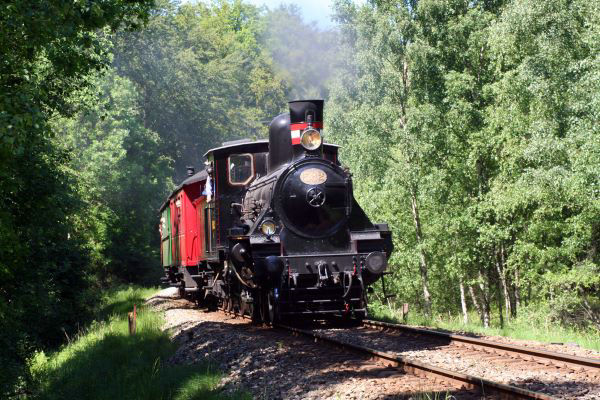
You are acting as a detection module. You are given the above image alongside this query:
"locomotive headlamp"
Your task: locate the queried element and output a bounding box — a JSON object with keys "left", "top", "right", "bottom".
{"left": 300, "top": 128, "right": 322, "bottom": 150}
{"left": 365, "top": 251, "right": 387, "bottom": 275}
{"left": 260, "top": 220, "right": 277, "bottom": 236}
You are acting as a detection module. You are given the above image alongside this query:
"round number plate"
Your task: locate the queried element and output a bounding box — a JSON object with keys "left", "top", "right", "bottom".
{"left": 300, "top": 168, "right": 327, "bottom": 185}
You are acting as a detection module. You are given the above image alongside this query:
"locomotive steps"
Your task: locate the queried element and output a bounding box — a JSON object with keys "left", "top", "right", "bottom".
{"left": 151, "top": 287, "right": 600, "bottom": 399}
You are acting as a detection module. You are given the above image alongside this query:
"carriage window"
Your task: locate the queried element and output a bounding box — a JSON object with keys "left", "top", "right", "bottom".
{"left": 228, "top": 154, "right": 254, "bottom": 185}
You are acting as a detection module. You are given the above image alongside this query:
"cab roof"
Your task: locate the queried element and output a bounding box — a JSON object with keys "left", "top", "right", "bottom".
{"left": 204, "top": 139, "right": 339, "bottom": 158}
{"left": 204, "top": 139, "right": 269, "bottom": 158}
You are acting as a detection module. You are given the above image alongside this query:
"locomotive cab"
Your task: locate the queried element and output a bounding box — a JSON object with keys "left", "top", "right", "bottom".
{"left": 202, "top": 139, "right": 269, "bottom": 255}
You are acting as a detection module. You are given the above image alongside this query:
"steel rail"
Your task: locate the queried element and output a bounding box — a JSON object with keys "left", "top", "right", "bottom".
{"left": 362, "top": 319, "right": 600, "bottom": 373}
{"left": 277, "top": 323, "right": 556, "bottom": 400}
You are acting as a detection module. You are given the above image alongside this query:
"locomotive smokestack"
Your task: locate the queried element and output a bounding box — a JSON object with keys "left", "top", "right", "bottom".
{"left": 289, "top": 100, "right": 323, "bottom": 143}
{"left": 289, "top": 99, "right": 324, "bottom": 159}
{"left": 186, "top": 166, "right": 195, "bottom": 177}
{"left": 267, "top": 99, "right": 325, "bottom": 173}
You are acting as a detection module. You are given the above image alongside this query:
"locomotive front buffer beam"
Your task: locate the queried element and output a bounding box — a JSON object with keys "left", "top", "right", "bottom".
{"left": 252, "top": 251, "right": 387, "bottom": 318}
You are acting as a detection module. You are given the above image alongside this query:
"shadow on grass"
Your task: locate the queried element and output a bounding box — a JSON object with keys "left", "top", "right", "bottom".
{"left": 31, "top": 286, "right": 248, "bottom": 400}
{"left": 32, "top": 323, "right": 246, "bottom": 400}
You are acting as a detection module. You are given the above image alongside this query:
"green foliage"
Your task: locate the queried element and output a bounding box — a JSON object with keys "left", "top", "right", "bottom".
{"left": 112, "top": 0, "right": 288, "bottom": 179}
{"left": 3, "top": 0, "right": 598, "bottom": 393}
{"left": 0, "top": 0, "right": 155, "bottom": 395}
{"left": 330, "top": 0, "right": 600, "bottom": 332}
{"left": 30, "top": 286, "right": 247, "bottom": 400}
{"left": 53, "top": 72, "right": 173, "bottom": 283}
{"left": 0, "top": 0, "right": 154, "bottom": 153}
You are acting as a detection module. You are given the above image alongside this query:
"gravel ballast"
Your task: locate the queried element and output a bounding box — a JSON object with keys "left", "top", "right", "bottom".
{"left": 147, "top": 288, "right": 599, "bottom": 399}
{"left": 147, "top": 288, "right": 480, "bottom": 399}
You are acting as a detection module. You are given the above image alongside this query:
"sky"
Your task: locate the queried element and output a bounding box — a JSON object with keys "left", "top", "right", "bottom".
{"left": 181, "top": 0, "right": 367, "bottom": 29}
{"left": 244, "top": 0, "right": 343, "bottom": 29}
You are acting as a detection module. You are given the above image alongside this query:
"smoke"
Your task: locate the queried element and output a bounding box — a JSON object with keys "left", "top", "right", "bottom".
{"left": 261, "top": 4, "right": 344, "bottom": 100}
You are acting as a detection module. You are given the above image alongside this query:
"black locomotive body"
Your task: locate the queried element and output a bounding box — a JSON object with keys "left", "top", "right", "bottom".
{"left": 161, "top": 100, "right": 393, "bottom": 323}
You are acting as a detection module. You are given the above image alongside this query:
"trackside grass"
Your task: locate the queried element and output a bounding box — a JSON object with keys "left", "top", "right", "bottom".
{"left": 369, "top": 302, "right": 600, "bottom": 352}
{"left": 29, "top": 286, "right": 249, "bottom": 400}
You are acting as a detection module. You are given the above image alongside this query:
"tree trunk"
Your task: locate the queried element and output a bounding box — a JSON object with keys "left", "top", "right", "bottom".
{"left": 468, "top": 285, "right": 483, "bottom": 323}
{"left": 502, "top": 244, "right": 515, "bottom": 317}
{"left": 410, "top": 188, "right": 432, "bottom": 316}
{"left": 497, "top": 286, "right": 504, "bottom": 329}
{"left": 514, "top": 267, "right": 520, "bottom": 316}
{"left": 478, "top": 268, "right": 490, "bottom": 328}
{"left": 495, "top": 244, "right": 511, "bottom": 319}
{"left": 474, "top": 154, "right": 490, "bottom": 328}
{"left": 459, "top": 278, "right": 468, "bottom": 324}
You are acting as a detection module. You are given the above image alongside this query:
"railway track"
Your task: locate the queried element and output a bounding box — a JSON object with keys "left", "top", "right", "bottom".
{"left": 193, "top": 308, "right": 463, "bottom": 398}
{"left": 277, "top": 323, "right": 557, "bottom": 400}
{"left": 162, "top": 291, "right": 599, "bottom": 399}
{"left": 216, "top": 307, "right": 599, "bottom": 398}
{"left": 362, "top": 319, "right": 600, "bottom": 378}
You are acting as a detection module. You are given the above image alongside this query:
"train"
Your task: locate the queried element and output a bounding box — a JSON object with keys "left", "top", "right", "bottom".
{"left": 159, "top": 100, "right": 393, "bottom": 323}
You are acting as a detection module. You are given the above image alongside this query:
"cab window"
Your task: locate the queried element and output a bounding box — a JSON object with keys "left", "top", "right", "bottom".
{"left": 228, "top": 154, "right": 254, "bottom": 185}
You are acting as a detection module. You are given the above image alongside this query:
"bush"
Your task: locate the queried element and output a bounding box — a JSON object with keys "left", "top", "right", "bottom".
{"left": 30, "top": 287, "right": 248, "bottom": 400}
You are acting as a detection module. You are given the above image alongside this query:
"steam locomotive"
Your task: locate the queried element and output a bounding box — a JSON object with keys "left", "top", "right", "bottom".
{"left": 159, "top": 100, "right": 393, "bottom": 323}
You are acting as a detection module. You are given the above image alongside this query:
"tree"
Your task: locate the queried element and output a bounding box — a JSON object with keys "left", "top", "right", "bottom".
{"left": 329, "top": 0, "right": 599, "bottom": 331}
{"left": 483, "top": 0, "right": 600, "bottom": 327}
{"left": 112, "top": 0, "right": 288, "bottom": 180}
{"left": 329, "top": 0, "right": 502, "bottom": 319}
{"left": 53, "top": 72, "right": 173, "bottom": 283}
{"left": 0, "top": 0, "right": 153, "bottom": 394}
